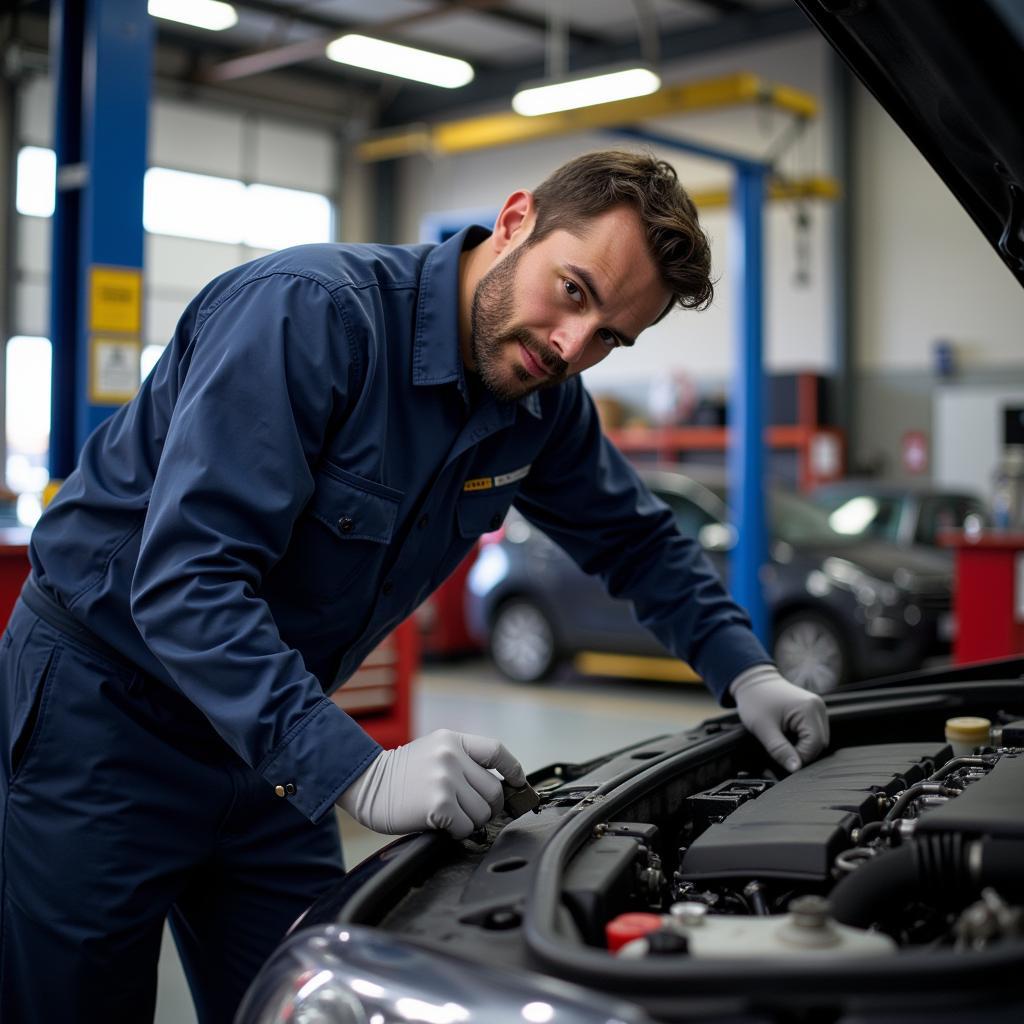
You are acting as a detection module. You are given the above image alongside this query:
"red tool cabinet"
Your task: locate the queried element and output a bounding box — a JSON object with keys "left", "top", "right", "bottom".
{"left": 941, "top": 530, "right": 1024, "bottom": 663}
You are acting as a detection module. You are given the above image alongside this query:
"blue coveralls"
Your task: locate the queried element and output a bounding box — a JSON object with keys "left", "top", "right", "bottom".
{"left": 0, "top": 226, "right": 768, "bottom": 1021}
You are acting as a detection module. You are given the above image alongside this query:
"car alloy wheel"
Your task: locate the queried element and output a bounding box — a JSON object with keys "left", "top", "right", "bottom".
{"left": 489, "top": 598, "right": 558, "bottom": 683}
{"left": 773, "top": 612, "right": 847, "bottom": 694}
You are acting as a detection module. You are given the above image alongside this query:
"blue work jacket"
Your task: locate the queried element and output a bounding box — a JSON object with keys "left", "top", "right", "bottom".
{"left": 29, "top": 226, "right": 769, "bottom": 823}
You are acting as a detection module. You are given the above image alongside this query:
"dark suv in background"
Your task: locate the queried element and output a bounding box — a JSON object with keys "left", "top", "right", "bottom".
{"left": 465, "top": 467, "right": 953, "bottom": 693}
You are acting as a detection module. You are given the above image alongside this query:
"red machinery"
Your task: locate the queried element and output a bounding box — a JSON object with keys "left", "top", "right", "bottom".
{"left": 942, "top": 530, "right": 1024, "bottom": 663}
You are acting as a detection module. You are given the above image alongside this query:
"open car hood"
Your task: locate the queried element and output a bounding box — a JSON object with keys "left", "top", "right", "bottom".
{"left": 795, "top": 0, "right": 1024, "bottom": 287}
{"left": 238, "top": 660, "right": 1024, "bottom": 1024}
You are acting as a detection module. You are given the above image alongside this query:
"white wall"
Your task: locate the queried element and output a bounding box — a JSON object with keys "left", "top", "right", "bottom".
{"left": 395, "top": 32, "right": 840, "bottom": 399}
{"left": 852, "top": 82, "right": 1024, "bottom": 373}
{"left": 935, "top": 387, "right": 1024, "bottom": 497}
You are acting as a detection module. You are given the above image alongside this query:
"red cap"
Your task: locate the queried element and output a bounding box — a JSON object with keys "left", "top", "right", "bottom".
{"left": 605, "top": 912, "right": 664, "bottom": 952}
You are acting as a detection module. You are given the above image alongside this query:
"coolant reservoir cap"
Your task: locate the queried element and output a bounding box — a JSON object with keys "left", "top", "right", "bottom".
{"left": 606, "top": 912, "right": 664, "bottom": 953}
{"left": 945, "top": 716, "right": 991, "bottom": 743}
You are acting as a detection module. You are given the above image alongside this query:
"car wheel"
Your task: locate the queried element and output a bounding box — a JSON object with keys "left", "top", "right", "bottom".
{"left": 489, "top": 598, "right": 559, "bottom": 683}
{"left": 772, "top": 612, "right": 848, "bottom": 695}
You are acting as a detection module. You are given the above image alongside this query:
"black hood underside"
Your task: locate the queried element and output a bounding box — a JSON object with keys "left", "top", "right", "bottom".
{"left": 795, "top": 0, "right": 1024, "bottom": 287}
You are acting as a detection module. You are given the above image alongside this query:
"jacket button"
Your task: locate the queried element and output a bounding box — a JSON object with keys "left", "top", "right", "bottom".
{"left": 285, "top": 783, "right": 297, "bottom": 795}
{"left": 274, "top": 785, "right": 286, "bottom": 797}
{"left": 489, "top": 513, "right": 503, "bottom": 530}
{"left": 338, "top": 516, "right": 354, "bottom": 533}
{"left": 382, "top": 580, "right": 394, "bottom": 596}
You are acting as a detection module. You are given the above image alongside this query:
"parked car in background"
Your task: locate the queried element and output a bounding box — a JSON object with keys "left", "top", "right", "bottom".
{"left": 465, "top": 467, "right": 953, "bottom": 693}
{"left": 809, "top": 480, "right": 988, "bottom": 548}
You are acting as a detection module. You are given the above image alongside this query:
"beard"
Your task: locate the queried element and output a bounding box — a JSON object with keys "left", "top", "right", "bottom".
{"left": 469, "top": 244, "right": 568, "bottom": 402}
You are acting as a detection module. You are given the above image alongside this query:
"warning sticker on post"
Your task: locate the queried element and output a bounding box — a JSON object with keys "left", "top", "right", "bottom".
{"left": 90, "top": 336, "right": 141, "bottom": 405}
{"left": 89, "top": 266, "right": 142, "bottom": 334}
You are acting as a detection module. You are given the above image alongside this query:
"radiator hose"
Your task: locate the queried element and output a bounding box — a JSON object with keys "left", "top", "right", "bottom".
{"left": 829, "top": 836, "right": 1024, "bottom": 929}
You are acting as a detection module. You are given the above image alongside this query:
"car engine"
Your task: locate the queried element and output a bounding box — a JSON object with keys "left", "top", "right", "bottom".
{"left": 570, "top": 729, "right": 1024, "bottom": 960}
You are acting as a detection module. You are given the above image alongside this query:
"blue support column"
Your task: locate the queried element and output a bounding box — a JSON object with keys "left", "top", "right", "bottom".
{"left": 613, "top": 127, "right": 771, "bottom": 644}
{"left": 48, "top": 0, "right": 152, "bottom": 476}
{"left": 728, "top": 162, "right": 769, "bottom": 642}
{"left": 47, "top": 0, "right": 85, "bottom": 479}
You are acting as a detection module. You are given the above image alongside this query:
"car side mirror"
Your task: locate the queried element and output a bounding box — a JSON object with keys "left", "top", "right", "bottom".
{"left": 698, "top": 522, "right": 736, "bottom": 551}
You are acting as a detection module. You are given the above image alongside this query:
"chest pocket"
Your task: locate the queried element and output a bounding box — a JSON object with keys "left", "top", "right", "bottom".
{"left": 456, "top": 487, "right": 516, "bottom": 540}
{"left": 289, "top": 466, "right": 402, "bottom": 600}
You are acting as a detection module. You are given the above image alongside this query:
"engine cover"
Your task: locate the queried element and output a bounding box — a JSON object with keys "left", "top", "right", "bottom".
{"left": 680, "top": 743, "right": 951, "bottom": 882}
{"left": 916, "top": 751, "right": 1024, "bottom": 838}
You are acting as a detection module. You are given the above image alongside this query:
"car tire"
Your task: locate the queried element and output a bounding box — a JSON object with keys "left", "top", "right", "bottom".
{"left": 489, "top": 598, "right": 559, "bottom": 683}
{"left": 772, "top": 611, "right": 848, "bottom": 695}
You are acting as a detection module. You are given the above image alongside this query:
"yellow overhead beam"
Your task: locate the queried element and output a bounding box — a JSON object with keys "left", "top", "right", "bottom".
{"left": 357, "top": 72, "right": 819, "bottom": 162}
{"left": 691, "top": 176, "right": 841, "bottom": 209}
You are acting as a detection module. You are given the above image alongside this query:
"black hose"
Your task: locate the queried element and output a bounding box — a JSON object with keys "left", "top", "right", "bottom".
{"left": 830, "top": 844, "right": 918, "bottom": 928}
{"left": 830, "top": 836, "right": 1024, "bottom": 929}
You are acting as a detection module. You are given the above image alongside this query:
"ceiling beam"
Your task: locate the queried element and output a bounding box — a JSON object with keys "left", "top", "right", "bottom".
{"left": 201, "top": 1, "right": 507, "bottom": 84}
{"left": 202, "top": 0, "right": 605, "bottom": 86}
{"left": 377, "top": 4, "right": 811, "bottom": 124}
{"left": 359, "top": 72, "right": 818, "bottom": 160}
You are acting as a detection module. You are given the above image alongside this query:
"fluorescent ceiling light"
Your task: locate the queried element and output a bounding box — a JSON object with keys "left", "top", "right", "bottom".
{"left": 512, "top": 65, "right": 661, "bottom": 117}
{"left": 148, "top": 0, "right": 238, "bottom": 32}
{"left": 326, "top": 34, "right": 473, "bottom": 89}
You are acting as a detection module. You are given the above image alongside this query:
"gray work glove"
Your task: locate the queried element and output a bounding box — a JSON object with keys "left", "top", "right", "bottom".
{"left": 729, "top": 664, "right": 829, "bottom": 773}
{"left": 337, "top": 729, "right": 527, "bottom": 839}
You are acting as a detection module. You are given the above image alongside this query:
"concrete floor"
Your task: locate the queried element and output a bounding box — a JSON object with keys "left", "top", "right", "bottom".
{"left": 154, "top": 658, "right": 719, "bottom": 1023}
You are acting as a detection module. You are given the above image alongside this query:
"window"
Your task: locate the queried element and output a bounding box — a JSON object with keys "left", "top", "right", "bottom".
{"left": 244, "top": 183, "right": 333, "bottom": 250}
{"left": 18, "top": 149, "right": 334, "bottom": 249}
{"left": 144, "top": 167, "right": 248, "bottom": 244}
{"left": 5, "top": 336, "right": 52, "bottom": 523}
{"left": 145, "top": 168, "right": 332, "bottom": 247}
{"left": 16, "top": 146, "right": 56, "bottom": 217}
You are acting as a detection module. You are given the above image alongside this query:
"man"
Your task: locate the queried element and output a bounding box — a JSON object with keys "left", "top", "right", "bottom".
{"left": 0, "top": 150, "right": 827, "bottom": 1021}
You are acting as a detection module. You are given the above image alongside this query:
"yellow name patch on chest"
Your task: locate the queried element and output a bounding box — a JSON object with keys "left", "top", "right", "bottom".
{"left": 463, "top": 464, "right": 531, "bottom": 492}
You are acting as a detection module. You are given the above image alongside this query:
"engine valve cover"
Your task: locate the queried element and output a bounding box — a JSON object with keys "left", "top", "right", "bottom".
{"left": 680, "top": 744, "right": 951, "bottom": 882}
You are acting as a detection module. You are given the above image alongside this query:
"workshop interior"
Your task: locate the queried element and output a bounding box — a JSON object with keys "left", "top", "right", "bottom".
{"left": 1, "top": 2, "right": 1023, "bottom": 1023}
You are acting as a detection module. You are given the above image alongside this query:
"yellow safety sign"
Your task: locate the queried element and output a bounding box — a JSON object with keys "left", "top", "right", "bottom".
{"left": 89, "top": 265, "right": 142, "bottom": 334}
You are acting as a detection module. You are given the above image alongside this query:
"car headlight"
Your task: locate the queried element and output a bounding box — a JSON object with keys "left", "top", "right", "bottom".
{"left": 466, "top": 544, "right": 510, "bottom": 596}
{"left": 236, "top": 925, "right": 653, "bottom": 1024}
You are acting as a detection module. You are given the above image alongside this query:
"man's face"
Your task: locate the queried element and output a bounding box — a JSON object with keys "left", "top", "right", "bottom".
{"left": 469, "top": 205, "right": 672, "bottom": 402}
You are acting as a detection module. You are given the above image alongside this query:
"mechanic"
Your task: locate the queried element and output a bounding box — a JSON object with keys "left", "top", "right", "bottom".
{"left": 0, "top": 150, "right": 828, "bottom": 1022}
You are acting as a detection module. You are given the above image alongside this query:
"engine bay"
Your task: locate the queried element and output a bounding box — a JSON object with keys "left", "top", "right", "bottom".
{"left": 571, "top": 738, "right": 1024, "bottom": 960}
{"left": 327, "top": 677, "right": 1024, "bottom": 1017}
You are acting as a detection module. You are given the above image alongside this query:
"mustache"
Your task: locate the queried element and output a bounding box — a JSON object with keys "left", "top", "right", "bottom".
{"left": 506, "top": 327, "right": 568, "bottom": 377}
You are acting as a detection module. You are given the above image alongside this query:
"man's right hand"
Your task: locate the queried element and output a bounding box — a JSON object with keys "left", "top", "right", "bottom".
{"left": 337, "top": 729, "right": 527, "bottom": 839}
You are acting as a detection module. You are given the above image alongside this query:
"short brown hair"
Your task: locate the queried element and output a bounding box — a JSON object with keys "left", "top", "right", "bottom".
{"left": 529, "top": 149, "right": 714, "bottom": 314}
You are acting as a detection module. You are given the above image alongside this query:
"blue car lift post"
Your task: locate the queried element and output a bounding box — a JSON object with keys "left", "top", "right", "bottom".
{"left": 615, "top": 127, "right": 770, "bottom": 643}
{"left": 48, "top": 0, "right": 153, "bottom": 477}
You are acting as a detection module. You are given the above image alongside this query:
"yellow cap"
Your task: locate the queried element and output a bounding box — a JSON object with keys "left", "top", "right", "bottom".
{"left": 945, "top": 716, "right": 991, "bottom": 744}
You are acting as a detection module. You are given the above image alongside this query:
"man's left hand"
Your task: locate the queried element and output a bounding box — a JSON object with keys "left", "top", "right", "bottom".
{"left": 729, "top": 664, "right": 829, "bottom": 773}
